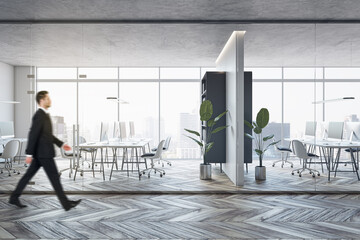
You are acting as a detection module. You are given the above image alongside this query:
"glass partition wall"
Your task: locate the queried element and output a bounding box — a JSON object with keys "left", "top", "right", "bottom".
{"left": 246, "top": 24, "right": 360, "bottom": 192}
{"left": 37, "top": 67, "right": 203, "bottom": 159}
{"left": 34, "top": 23, "right": 360, "bottom": 192}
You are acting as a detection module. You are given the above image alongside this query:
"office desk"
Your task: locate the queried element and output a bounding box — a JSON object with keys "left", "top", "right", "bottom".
{"left": 79, "top": 139, "right": 151, "bottom": 180}
{"left": 300, "top": 139, "right": 360, "bottom": 181}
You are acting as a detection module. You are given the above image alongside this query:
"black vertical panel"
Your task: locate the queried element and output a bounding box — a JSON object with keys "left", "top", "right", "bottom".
{"left": 202, "top": 72, "right": 226, "bottom": 163}
{"left": 244, "top": 72, "right": 253, "bottom": 164}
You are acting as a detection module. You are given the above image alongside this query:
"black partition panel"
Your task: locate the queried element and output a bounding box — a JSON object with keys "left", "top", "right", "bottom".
{"left": 201, "top": 72, "right": 226, "bottom": 163}
{"left": 244, "top": 71, "right": 253, "bottom": 164}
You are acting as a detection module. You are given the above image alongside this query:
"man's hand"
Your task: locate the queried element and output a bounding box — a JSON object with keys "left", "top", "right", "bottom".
{"left": 25, "top": 156, "right": 32, "bottom": 164}
{"left": 63, "top": 144, "right": 71, "bottom": 151}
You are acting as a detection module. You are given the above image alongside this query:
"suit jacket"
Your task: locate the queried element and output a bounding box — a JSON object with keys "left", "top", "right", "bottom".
{"left": 26, "top": 109, "right": 63, "bottom": 159}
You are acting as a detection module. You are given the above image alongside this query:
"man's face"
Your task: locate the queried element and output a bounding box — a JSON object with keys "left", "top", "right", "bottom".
{"left": 40, "top": 94, "right": 52, "bottom": 108}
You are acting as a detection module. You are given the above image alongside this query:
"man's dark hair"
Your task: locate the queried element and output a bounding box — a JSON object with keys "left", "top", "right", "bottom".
{"left": 36, "top": 91, "right": 49, "bottom": 104}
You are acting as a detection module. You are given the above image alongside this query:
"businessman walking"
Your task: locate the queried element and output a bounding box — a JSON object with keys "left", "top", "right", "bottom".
{"left": 9, "top": 91, "right": 81, "bottom": 211}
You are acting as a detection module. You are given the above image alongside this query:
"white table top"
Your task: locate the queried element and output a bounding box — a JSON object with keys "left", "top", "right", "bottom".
{"left": 79, "top": 138, "right": 151, "bottom": 148}
{"left": 292, "top": 138, "right": 360, "bottom": 148}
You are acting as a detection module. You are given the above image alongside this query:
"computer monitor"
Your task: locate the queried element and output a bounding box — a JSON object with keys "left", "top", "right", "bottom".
{"left": 129, "top": 121, "right": 135, "bottom": 138}
{"left": 113, "top": 122, "right": 121, "bottom": 139}
{"left": 327, "top": 122, "right": 344, "bottom": 140}
{"left": 100, "top": 122, "right": 109, "bottom": 142}
{"left": 305, "top": 121, "right": 317, "bottom": 137}
{"left": 344, "top": 122, "right": 360, "bottom": 141}
{"left": 0, "top": 121, "right": 15, "bottom": 139}
{"left": 120, "top": 122, "right": 127, "bottom": 140}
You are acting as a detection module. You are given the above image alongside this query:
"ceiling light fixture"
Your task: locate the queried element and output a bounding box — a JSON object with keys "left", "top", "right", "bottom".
{"left": 312, "top": 97, "right": 355, "bottom": 104}
{"left": 0, "top": 101, "right": 21, "bottom": 104}
{"left": 106, "top": 97, "right": 129, "bottom": 104}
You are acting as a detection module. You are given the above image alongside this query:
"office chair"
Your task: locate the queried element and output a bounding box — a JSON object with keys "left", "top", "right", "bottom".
{"left": 59, "top": 148, "right": 75, "bottom": 178}
{"left": 291, "top": 140, "right": 320, "bottom": 178}
{"left": 152, "top": 136, "right": 172, "bottom": 167}
{"left": 272, "top": 139, "right": 293, "bottom": 168}
{"left": 0, "top": 140, "right": 20, "bottom": 176}
{"left": 140, "top": 140, "right": 165, "bottom": 178}
{"left": 77, "top": 136, "right": 97, "bottom": 169}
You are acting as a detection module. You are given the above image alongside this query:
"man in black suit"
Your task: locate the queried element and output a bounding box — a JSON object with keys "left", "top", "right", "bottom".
{"left": 9, "top": 91, "right": 81, "bottom": 211}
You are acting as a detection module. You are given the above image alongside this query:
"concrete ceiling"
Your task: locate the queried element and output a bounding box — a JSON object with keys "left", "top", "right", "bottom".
{"left": 0, "top": 1, "right": 360, "bottom": 67}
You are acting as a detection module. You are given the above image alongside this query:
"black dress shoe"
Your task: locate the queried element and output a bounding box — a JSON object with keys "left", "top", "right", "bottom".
{"left": 64, "top": 199, "right": 81, "bottom": 211}
{"left": 9, "top": 198, "right": 27, "bottom": 208}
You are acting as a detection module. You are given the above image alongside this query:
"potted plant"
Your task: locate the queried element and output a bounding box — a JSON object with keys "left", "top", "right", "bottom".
{"left": 244, "top": 108, "right": 279, "bottom": 181}
{"left": 184, "top": 100, "right": 228, "bottom": 180}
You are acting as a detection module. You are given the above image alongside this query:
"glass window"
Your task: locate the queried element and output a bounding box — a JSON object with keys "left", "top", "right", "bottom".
{"left": 119, "top": 68, "right": 159, "bottom": 79}
{"left": 325, "top": 82, "right": 360, "bottom": 122}
{"left": 325, "top": 68, "right": 360, "bottom": 79}
{"left": 78, "top": 82, "right": 118, "bottom": 142}
{"left": 253, "top": 82, "right": 282, "bottom": 159}
{"left": 37, "top": 68, "right": 77, "bottom": 79}
{"left": 245, "top": 68, "right": 282, "bottom": 79}
{"left": 119, "top": 82, "right": 159, "bottom": 147}
{"left": 36, "top": 82, "right": 77, "bottom": 152}
{"left": 160, "top": 68, "right": 200, "bottom": 79}
{"left": 284, "top": 82, "right": 323, "bottom": 139}
{"left": 160, "top": 82, "right": 201, "bottom": 159}
{"left": 284, "top": 68, "right": 323, "bottom": 79}
{"left": 78, "top": 68, "right": 118, "bottom": 79}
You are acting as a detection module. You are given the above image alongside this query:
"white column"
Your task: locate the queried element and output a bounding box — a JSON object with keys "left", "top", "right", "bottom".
{"left": 216, "top": 31, "right": 245, "bottom": 186}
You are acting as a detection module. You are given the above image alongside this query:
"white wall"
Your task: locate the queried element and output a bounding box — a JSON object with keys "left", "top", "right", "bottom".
{"left": 14, "top": 66, "right": 36, "bottom": 138}
{"left": 216, "top": 31, "right": 245, "bottom": 186}
{"left": 0, "top": 62, "right": 14, "bottom": 122}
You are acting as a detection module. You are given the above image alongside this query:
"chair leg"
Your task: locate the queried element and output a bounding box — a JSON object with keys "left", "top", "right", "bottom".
{"left": 292, "top": 158, "right": 320, "bottom": 177}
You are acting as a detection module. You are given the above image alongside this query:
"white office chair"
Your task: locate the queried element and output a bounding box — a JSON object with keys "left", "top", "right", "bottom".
{"left": 0, "top": 140, "right": 20, "bottom": 176}
{"left": 140, "top": 140, "right": 165, "bottom": 178}
{"left": 59, "top": 148, "right": 76, "bottom": 178}
{"left": 152, "top": 136, "right": 172, "bottom": 167}
{"left": 291, "top": 140, "right": 320, "bottom": 178}
{"left": 272, "top": 139, "right": 293, "bottom": 168}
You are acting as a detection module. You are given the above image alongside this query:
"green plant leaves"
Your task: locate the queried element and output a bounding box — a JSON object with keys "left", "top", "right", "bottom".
{"left": 263, "top": 134, "right": 274, "bottom": 142}
{"left": 205, "top": 142, "right": 214, "bottom": 153}
{"left": 214, "top": 110, "right": 228, "bottom": 122}
{"left": 255, "top": 149, "right": 263, "bottom": 156}
{"left": 184, "top": 128, "right": 200, "bottom": 136}
{"left": 245, "top": 133, "right": 254, "bottom": 139}
{"left": 200, "top": 100, "right": 213, "bottom": 121}
{"left": 244, "top": 120, "right": 254, "bottom": 129}
{"left": 264, "top": 140, "right": 280, "bottom": 152}
{"left": 185, "top": 136, "right": 203, "bottom": 147}
{"left": 253, "top": 127, "right": 262, "bottom": 134}
{"left": 211, "top": 125, "right": 228, "bottom": 134}
{"left": 256, "top": 108, "right": 269, "bottom": 129}
{"left": 207, "top": 119, "right": 215, "bottom": 127}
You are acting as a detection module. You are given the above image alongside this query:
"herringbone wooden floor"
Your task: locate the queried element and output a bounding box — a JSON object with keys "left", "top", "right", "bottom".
{"left": 0, "top": 156, "right": 359, "bottom": 193}
{"left": 1, "top": 193, "right": 360, "bottom": 239}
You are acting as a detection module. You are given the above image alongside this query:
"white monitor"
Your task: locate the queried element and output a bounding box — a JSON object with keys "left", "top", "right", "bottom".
{"left": 120, "top": 122, "right": 127, "bottom": 140}
{"left": 327, "top": 122, "right": 344, "bottom": 140}
{"left": 129, "top": 121, "right": 135, "bottom": 138}
{"left": 113, "top": 122, "right": 121, "bottom": 139}
{"left": 344, "top": 122, "right": 360, "bottom": 141}
{"left": 0, "top": 121, "right": 15, "bottom": 139}
{"left": 305, "top": 121, "right": 316, "bottom": 137}
{"left": 100, "top": 122, "right": 109, "bottom": 142}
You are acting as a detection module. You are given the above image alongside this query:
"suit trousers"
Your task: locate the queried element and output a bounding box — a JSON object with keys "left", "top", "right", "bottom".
{"left": 10, "top": 157, "right": 70, "bottom": 209}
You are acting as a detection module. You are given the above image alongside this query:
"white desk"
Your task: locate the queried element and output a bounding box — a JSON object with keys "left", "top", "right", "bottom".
{"left": 299, "top": 139, "right": 360, "bottom": 181}
{"left": 79, "top": 139, "right": 151, "bottom": 180}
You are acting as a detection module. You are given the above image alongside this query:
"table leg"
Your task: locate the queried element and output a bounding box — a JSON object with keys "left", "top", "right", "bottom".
{"left": 109, "top": 148, "right": 117, "bottom": 180}
{"left": 350, "top": 150, "right": 360, "bottom": 180}
{"left": 136, "top": 147, "right": 140, "bottom": 179}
